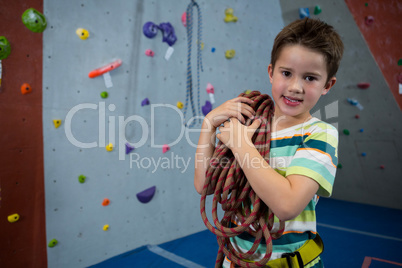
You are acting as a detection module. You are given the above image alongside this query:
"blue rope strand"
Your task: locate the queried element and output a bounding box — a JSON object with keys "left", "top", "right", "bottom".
{"left": 183, "top": 0, "right": 203, "bottom": 128}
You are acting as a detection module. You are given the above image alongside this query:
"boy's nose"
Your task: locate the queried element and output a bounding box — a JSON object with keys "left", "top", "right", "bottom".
{"left": 288, "top": 77, "right": 303, "bottom": 93}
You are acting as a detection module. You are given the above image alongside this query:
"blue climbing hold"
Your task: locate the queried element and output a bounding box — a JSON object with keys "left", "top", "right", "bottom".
{"left": 159, "top": 22, "right": 177, "bottom": 46}
{"left": 136, "top": 186, "right": 156, "bottom": 203}
{"left": 141, "top": 98, "right": 150, "bottom": 106}
{"left": 125, "top": 143, "right": 135, "bottom": 154}
{"left": 202, "top": 100, "right": 212, "bottom": 116}
{"left": 211, "top": 47, "right": 216, "bottom": 53}
{"left": 299, "top": 8, "right": 310, "bottom": 19}
{"left": 143, "top": 22, "right": 159, "bottom": 38}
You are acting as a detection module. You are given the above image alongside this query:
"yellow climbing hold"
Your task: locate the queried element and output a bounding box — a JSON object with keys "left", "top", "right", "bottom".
{"left": 224, "top": 8, "right": 238, "bottom": 23}
{"left": 244, "top": 89, "right": 252, "bottom": 94}
{"left": 177, "top": 101, "right": 184, "bottom": 109}
{"left": 53, "top": 119, "right": 62, "bottom": 128}
{"left": 106, "top": 143, "right": 113, "bottom": 151}
{"left": 103, "top": 224, "right": 109, "bottom": 231}
{"left": 8, "top": 213, "right": 20, "bottom": 223}
{"left": 225, "top": 49, "right": 236, "bottom": 59}
{"left": 76, "top": 28, "right": 90, "bottom": 40}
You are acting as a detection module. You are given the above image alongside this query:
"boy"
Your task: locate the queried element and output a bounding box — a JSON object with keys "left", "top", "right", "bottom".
{"left": 194, "top": 18, "right": 343, "bottom": 267}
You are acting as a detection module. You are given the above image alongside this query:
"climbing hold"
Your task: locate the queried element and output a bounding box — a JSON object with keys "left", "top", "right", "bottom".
{"left": 206, "top": 83, "right": 215, "bottom": 104}
{"left": 100, "top": 91, "right": 108, "bottom": 99}
{"left": 125, "top": 143, "right": 134, "bottom": 154}
{"left": 211, "top": 47, "right": 216, "bottom": 53}
{"left": 337, "top": 163, "right": 342, "bottom": 169}
{"left": 159, "top": 22, "right": 177, "bottom": 46}
{"left": 365, "top": 2, "right": 368, "bottom": 7}
{"left": 8, "top": 213, "right": 20, "bottom": 223}
{"left": 76, "top": 28, "right": 89, "bottom": 40}
{"left": 78, "top": 175, "right": 86, "bottom": 183}
{"left": 22, "top": 8, "right": 47, "bottom": 33}
{"left": 162, "top": 144, "right": 170, "bottom": 154}
{"left": 361, "top": 152, "right": 367, "bottom": 157}
{"left": 359, "top": 128, "right": 364, "bottom": 132}
{"left": 224, "top": 8, "right": 238, "bottom": 23}
{"left": 225, "top": 49, "right": 235, "bottom": 59}
{"left": 357, "top": 82, "right": 370, "bottom": 89}
{"left": 21, "top": 83, "right": 32, "bottom": 95}
{"left": 48, "top": 239, "right": 58, "bottom": 248}
{"left": 202, "top": 100, "right": 212, "bottom": 116}
{"left": 380, "top": 165, "right": 385, "bottom": 169}
{"left": 355, "top": 114, "right": 360, "bottom": 119}
{"left": 106, "top": 143, "right": 113, "bottom": 152}
{"left": 314, "top": 6, "right": 322, "bottom": 15}
{"left": 200, "top": 42, "right": 204, "bottom": 50}
{"left": 136, "top": 186, "right": 156, "bottom": 203}
{"left": 397, "top": 73, "right": 402, "bottom": 84}
{"left": 145, "top": 49, "right": 155, "bottom": 57}
{"left": 103, "top": 224, "right": 109, "bottom": 231}
{"left": 177, "top": 101, "right": 184, "bottom": 109}
{"left": 343, "top": 129, "right": 350, "bottom": 135}
{"left": 181, "top": 12, "right": 187, "bottom": 27}
{"left": 143, "top": 21, "right": 159, "bottom": 38}
{"left": 102, "top": 198, "right": 110, "bottom": 206}
{"left": 299, "top": 8, "right": 310, "bottom": 19}
{"left": 244, "top": 89, "right": 252, "bottom": 94}
{"left": 141, "top": 98, "right": 150, "bottom": 106}
{"left": 88, "top": 59, "right": 122, "bottom": 78}
{"left": 0, "top": 36, "right": 11, "bottom": 60}
{"left": 365, "top": 16, "right": 374, "bottom": 26}
{"left": 347, "top": 98, "right": 364, "bottom": 110}
{"left": 398, "top": 59, "right": 402, "bottom": 66}
{"left": 53, "top": 119, "right": 62, "bottom": 128}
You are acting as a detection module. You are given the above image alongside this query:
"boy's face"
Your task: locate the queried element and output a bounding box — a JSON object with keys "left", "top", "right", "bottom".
{"left": 268, "top": 44, "right": 336, "bottom": 124}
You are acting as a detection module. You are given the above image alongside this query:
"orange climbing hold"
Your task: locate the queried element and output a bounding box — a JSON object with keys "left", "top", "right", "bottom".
{"left": 102, "top": 198, "right": 110, "bottom": 206}
{"left": 21, "top": 83, "right": 32, "bottom": 94}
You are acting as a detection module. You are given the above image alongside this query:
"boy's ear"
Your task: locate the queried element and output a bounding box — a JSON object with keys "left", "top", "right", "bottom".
{"left": 268, "top": 64, "right": 274, "bottom": 83}
{"left": 322, "top": 77, "right": 337, "bottom": 95}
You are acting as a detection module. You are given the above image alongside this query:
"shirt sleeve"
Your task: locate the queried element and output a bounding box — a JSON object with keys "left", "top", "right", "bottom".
{"left": 285, "top": 122, "right": 339, "bottom": 197}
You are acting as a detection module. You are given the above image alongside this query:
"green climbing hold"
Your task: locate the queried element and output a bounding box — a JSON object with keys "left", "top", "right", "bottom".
{"left": 337, "top": 163, "right": 342, "bottom": 169}
{"left": 314, "top": 6, "right": 322, "bottom": 15}
{"left": 48, "top": 239, "right": 58, "bottom": 248}
{"left": 365, "top": 3, "right": 368, "bottom": 6}
{"left": 100, "top": 91, "right": 108, "bottom": 99}
{"left": 0, "top": 36, "right": 11, "bottom": 60}
{"left": 343, "top": 129, "right": 350, "bottom": 135}
{"left": 398, "top": 59, "right": 402, "bottom": 66}
{"left": 78, "top": 175, "right": 86, "bottom": 183}
{"left": 22, "top": 8, "right": 47, "bottom": 33}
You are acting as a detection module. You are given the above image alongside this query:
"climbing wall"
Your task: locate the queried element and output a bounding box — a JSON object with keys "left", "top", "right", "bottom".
{"left": 42, "top": 0, "right": 285, "bottom": 267}
{"left": 0, "top": 0, "right": 47, "bottom": 267}
{"left": 278, "top": 1, "right": 402, "bottom": 209}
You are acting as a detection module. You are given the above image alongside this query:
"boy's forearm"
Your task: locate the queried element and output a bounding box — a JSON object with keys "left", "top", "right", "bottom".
{"left": 194, "top": 119, "right": 217, "bottom": 194}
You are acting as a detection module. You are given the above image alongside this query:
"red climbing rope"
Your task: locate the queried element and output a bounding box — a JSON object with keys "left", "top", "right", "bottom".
{"left": 200, "top": 91, "right": 285, "bottom": 268}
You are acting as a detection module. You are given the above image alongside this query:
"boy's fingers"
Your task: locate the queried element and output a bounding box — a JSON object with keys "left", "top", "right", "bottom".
{"left": 250, "top": 118, "right": 262, "bottom": 130}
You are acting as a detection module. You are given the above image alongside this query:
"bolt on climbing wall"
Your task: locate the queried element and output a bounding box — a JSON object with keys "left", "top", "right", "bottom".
{"left": 42, "top": 0, "right": 285, "bottom": 267}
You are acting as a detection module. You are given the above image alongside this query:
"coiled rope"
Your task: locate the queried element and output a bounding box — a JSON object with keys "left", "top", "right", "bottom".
{"left": 183, "top": 0, "right": 203, "bottom": 128}
{"left": 200, "top": 91, "right": 285, "bottom": 268}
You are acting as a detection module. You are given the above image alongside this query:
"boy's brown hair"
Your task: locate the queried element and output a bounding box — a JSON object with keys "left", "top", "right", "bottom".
{"left": 271, "top": 18, "right": 344, "bottom": 83}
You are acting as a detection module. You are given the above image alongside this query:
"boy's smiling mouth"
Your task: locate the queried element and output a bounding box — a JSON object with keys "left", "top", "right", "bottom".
{"left": 283, "top": 95, "right": 303, "bottom": 106}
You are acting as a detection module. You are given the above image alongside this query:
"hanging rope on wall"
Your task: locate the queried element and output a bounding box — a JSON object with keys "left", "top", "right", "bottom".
{"left": 200, "top": 91, "right": 285, "bottom": 268}
{"left": 183, "top": 0, "right": 203, "bottom": 128}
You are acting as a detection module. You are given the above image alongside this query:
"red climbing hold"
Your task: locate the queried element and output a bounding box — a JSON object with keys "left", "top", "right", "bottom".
{"left": 397, "top": 73, "right": 402, "bottom": 84}
{"left": 357, "top": 82, "right": 370, "bottom": 89}
{"left": 365, "top": 16, "right": 374, "bottom": 26}
{"left": 136, "top": 186, "right": 156, "bottom": 203}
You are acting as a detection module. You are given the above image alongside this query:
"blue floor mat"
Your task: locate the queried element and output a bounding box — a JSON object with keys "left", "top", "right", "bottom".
{"left": 91, "top": 198, "right": 402, "bottom": 268}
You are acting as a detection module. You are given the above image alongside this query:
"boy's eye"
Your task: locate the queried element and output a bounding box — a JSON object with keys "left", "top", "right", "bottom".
{"left": 282, "top": 71, "right": 291, "bottom": 77}
{"left": 305, "top": 76, "right": 316, "bottom": 82}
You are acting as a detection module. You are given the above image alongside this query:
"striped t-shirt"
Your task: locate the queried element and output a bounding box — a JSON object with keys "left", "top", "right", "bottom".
{"left": 223, "top": 117, "right": 338, "bottom": 268}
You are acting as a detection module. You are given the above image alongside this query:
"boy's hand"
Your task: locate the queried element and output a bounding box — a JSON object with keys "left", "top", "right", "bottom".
{"left": 217, "top": 118, "right": 262, "bottom": 151}
{"left": 205, "top": 97, "right": 255, "bottom": 128}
